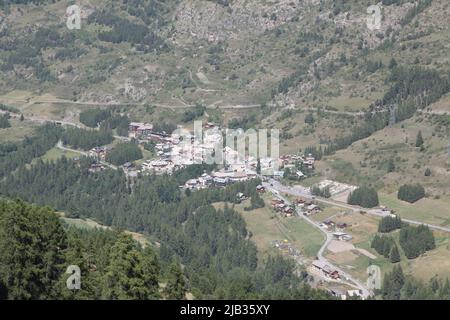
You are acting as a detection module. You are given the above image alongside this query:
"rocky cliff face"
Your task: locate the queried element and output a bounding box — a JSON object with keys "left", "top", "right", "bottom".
{"left": 172, "top": 0, "right": 318, "bottom": 42}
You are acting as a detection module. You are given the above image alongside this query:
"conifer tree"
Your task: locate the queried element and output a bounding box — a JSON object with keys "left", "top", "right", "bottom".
{"left": 416, "top": 130, "right": 424, "bottom": 148}
{"left": 102, "top": 234, "right": 153, "bottom": 300}
{"left": 164, "top": 261, "right": 186, "bottom": 300}
{"left": 389, "top": 244, "right": 401, "bottom": 263}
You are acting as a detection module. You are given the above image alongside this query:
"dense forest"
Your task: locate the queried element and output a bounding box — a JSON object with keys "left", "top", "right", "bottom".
{"left": 62, "top": 127, "right": 114, "bottom": 150}
{"left": 371, "top": 235, "right": 401, "bottom": 263}
{"left": 79, "top": 108, "right": 130, "bottom": 137}
{"left": 0, "top": 151, "right": 331, "bottom": 299}
{"left": 0, "top": 124, "right": 62, "bottom": 178}
{"left": 0, "top": 199, "right": 178, "bottom": 300}
{"left": 106, "top": 143, "right": 143, "bottom": 165}
{"left": 371, "top": 221, "right": 435, "bottom": 262}
{"left": 381, "top": 265, "right": 450, "bottom": 300}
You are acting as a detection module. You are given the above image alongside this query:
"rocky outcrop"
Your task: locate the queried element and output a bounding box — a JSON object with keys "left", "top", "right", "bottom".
{"left": 172, "top": 0, "right": 318, "bottom": 42}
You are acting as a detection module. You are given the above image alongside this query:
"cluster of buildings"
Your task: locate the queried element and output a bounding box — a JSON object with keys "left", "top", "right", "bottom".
{"left": 89, "top": 146, "right": 109, "bottom": 161}
{"left": 128, "top": 122, "right": 285, "bottom": 178}
{"left": 181, "top": 170, "right": 257, "bottom": 190}
{"left": 295, "top": 198, "right": 322, "bottom": 216}
{"left": 319, "top": 220, "right": 353, "bottom": 241}
{"left": 128, "top": 122, "right": 157, "bottom": 139}
{"left": 271, "top": 198, "right": 295, "bottom": 217}
{"left": 280, "top": 153, "right": 316, "bottom": 170}
{"left": 314, "top": 180, "right": 358, "bottom": 199}
{"left": 85, "top": 122, "right": 321, "bottom": 185}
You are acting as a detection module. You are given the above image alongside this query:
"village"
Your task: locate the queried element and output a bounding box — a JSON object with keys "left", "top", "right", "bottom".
{"left": 79, "top": 120, "right": 375, "bottom": 299}
{"left": 84, "top": 121, "right": 319, "bottom": 191}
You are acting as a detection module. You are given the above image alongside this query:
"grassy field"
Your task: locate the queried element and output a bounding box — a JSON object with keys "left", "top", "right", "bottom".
{"left": 61, "top": 216, "right": 151, "bottom": 248}
{"left": 318, "top": 115, "right": 450, "bottom": 196}
{"left": 323, "top": 209, "right": 450, "bottom": 283}
{"left": 216, "top": 197, "right": 325, "bottom": 260}
{"left": 380, "top": 193, "right": 450, "bottom": 227}
{"left": 39, "top": 147, "right": 80, "bottom": 162}
{"left": 0, "top": 119, "right": 37, "bottom": 143}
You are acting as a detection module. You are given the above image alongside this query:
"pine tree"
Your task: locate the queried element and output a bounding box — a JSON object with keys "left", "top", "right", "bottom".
{"left": 416, "top": 130, "right": 424, "bottom": 148}
{"left": 164, "top": 261, "right": 186, "bottom": 300}
{"left": 382, "top": 265, "right": 405, "bottom": 300}
{"left": 102, "top": 234, "right": 152, "bottom": 300}
{"left": 389, "top": 244, "right": 401, "bottom": 263}
{"left": 0, "top": 200, "right": 67, "bottom": 299}
{"left": 256, "top": 158, "right": 261, "bottom": 175}
{"left": 141, "top": 246, "right": 161, "bottom": 300}
{"left": 383, "top": 239, "right": 392, "bottom": 258}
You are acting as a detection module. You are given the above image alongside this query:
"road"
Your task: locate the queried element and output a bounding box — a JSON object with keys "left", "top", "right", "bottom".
{"left": 263, "top": 183, "right": 372, "bottom": 298}
{"left": 264, "top": 179, "right": 450, "bottom": 234}
{"left": 56, "top": 140, "right": 118, "bottom": 170}
{"left": 0, "top": 97, "right": 262, "bottom": 110}
{"left": 263, "top": 177, "right": 450, "bottom": 298}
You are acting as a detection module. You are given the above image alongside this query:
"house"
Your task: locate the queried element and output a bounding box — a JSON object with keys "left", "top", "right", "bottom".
{"left": 322, "top": 220, "right": 335, "bottom": 230}
{"left": 305, "top": 204, "right": 321, "bottom": 215}
{"left": 256, "top": 185, "right": 266, "bottom": 193}
{"left": 236, "top": 192, "right": 248, "bottom": 203}
{"left": 273, "top": 170, "right": 285, "bottom": 178}
{"left": 198, "top": 173, "right": 213, "bottom": 186}
{"left": 295, "top": 171, "right": 305, "bottom": 179}
{"left": 230, "top": 172, "right": 249, "bottom": 183}
{"left": 89, "top": 147, "right": 107, "bottom": 160}
{"left": 185, "top": 179, "right": 199, "bottom": 190}
{"left": 129, "top": 122, "right": 143, "bottom": 133}
{"left": 271, "top": 199, "right": 284, "bottom": 206}
{"left": 303, "top": 154, "right": 315, "bottom": 169}
{"left": 336, "top": 223, "right": 348, "bottom": 230}
{"left": 213, "top": 177, "right": 230, "bottom": 187}
{"left": 88, "top": 163, "right": 105, "bottom": 173}
{"left": 333, "top": 232, "right": 353, "bottom": 241}
{"left": 122, "top": 162, "right": 134, "bottom": 170}
{"left": 312, "top": 260, "right": 340, "bottom": 280}
{"left": 129, "top": 122, "right": 153, "bottom": 138}
{"left": 137, "top": 124, "right": 153, "bottom": 137}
